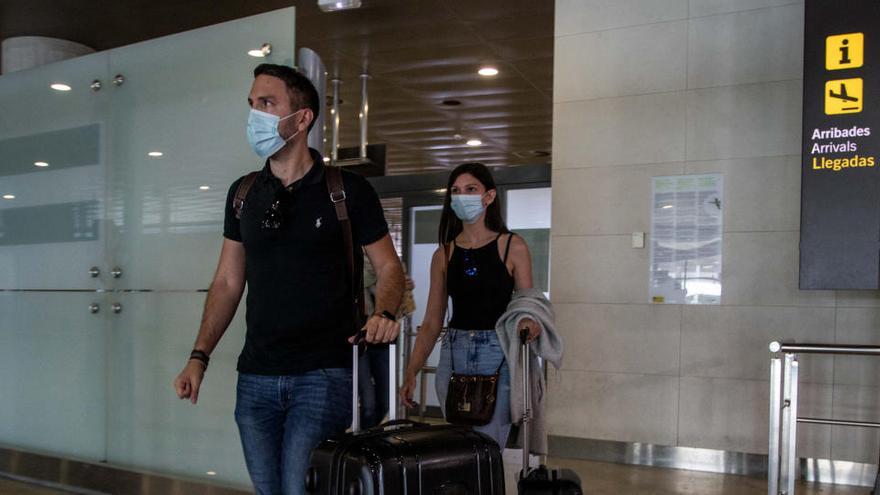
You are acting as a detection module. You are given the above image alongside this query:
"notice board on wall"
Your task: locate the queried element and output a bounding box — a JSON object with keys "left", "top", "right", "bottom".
{"left": 800, "top": 0, "right": 880, "bottom": 289}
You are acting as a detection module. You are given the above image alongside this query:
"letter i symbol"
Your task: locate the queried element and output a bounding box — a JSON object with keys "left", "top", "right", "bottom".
{"left": 840, "top": 39, "right": 851, "bottom": 65}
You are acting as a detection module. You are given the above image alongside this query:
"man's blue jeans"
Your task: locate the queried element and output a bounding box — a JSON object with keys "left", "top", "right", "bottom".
{"left": 234, "top": 369, "right": 352, "bottom": 495}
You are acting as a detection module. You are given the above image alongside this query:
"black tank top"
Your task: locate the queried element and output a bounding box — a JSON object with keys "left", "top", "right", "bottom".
{"left": 447, "top": 233, "right": 516, "bottom": 330}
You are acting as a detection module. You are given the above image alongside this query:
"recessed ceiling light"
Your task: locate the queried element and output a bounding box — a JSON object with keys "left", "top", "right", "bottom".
{"left": 199, "top": 186, "right": 210, "bottom": 190}
{"left": 147, "top": 151, "right": 164, "bottom": 157}
{"left": 248, "top": 43, "right": 272, "bottom": 58}
{"left": 467, "top": 139, "right": 482, "bottom": 146}
{"left": 662, "top": 205, "right": 673, "bottom": 209}
{"left": 478, "top": 67, "right": 499, "bottom": 77}
{"left": 206, "top": 471, "right": 217, "bottom": 476}
{"left": 50, "top": 83, "right": 72, "bottom": 91}
{"left": 34, "top": 161, "right": 49, "bottom": 167}
{"left": 323, "top": 157, "right": 330, "bottom": 162}
{"left": 2, "top": 194, "right": 15, "bottom": 200}
{"left": 318, "top": 0, "right": 362, "bottom": 12}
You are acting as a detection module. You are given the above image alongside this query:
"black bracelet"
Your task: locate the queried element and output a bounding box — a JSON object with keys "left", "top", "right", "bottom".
{"left": 190, "top": 349, "right": 210, "bottom": 368}
{"left": 376, "top": 310, "right": 397, "bottom": 322}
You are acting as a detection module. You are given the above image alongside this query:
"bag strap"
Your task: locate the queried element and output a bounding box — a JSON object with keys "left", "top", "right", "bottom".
{"left": 325, "top": 165, "right": 365, "bottom": 337}
{"left": 503, "top": 232, "right": 515, "bottom": 265}
{"left": 233, "top": 171, "right": 260, "bottom": 219}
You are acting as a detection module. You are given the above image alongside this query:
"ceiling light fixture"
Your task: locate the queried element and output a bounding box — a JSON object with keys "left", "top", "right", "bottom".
{"left": 2, "top": 194, "right": 15, "bottom": 200}
{"left": 50, "top": 83, "right": 72, "bottom": 91}
{"left": 206, "top": 471, "right": 217, "bottom": 476}
{"left": 467, "top": 139, "right": 482, "bottom": 146}
{"left": 34, "top": 161, "right": 49, "bottom": 167}
{"left": 147, "top": 151, "right": 164, "bottom": 157}
{"left": 199, "top": 186, "right": 210, "bottom": 190}
{"left": 317, "top": 0, "right": 362, "bottom": 12}
{"left": 478, "top": 67, "right": 499, "bottom": 77}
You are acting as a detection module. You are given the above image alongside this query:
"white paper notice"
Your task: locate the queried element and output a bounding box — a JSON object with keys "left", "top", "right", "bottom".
{"left": 650, "top": 174, "right": 723, "bottom": 305}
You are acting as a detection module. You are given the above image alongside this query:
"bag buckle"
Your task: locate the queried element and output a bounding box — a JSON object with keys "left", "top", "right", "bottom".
{"left": 330, "top": 190, "right": 347, "bottom": 203}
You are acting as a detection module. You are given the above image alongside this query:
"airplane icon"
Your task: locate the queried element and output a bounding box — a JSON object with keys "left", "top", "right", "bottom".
{"left": 829, "top": 83, "right": 859, "bottom": 102}
{"left": 824, "top": 78, "right": 862, "bottom": 115}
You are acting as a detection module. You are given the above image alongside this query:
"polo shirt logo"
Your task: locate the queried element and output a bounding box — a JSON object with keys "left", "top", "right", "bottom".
{"left": 315, "top": 217, "right": 322, "bottom": 229}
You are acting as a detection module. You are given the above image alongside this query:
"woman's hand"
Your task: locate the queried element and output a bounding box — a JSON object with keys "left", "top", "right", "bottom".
{"left": 518, "top": 317, "right": 542, "bottom": 342}
{"left": 400, "top": 371, "right": 418, "bottom": 409}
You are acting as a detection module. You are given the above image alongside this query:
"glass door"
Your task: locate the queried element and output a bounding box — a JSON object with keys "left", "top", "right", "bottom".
{"left": 102, "top": 8, "right": 295, "bottom": 485}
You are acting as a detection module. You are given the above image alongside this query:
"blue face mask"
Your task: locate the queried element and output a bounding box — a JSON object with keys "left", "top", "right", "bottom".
{"left": 450, "top": 194, "right": 486, "bottom": 224}
{"left": 246, "top": 108, "right": 303, "bottom": 158}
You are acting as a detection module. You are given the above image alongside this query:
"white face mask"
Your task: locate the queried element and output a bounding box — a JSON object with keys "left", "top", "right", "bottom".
{"left": 246, "top": 108, "right": 304, "bottom": 158}
{"left": 450, "top": 194, "right": 486, "bottom": 224}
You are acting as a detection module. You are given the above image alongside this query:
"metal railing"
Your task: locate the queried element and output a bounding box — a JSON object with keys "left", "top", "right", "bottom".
{"left": 768, "top": 341, "right": 880, "bottom": 495}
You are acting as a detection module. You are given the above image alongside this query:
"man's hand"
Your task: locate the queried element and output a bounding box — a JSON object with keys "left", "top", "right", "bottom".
{"left": 348, "top": 314, "right": 400, "bottom": 344}
{"left": 173, "top": 360, "right": 206, "bottom": 405}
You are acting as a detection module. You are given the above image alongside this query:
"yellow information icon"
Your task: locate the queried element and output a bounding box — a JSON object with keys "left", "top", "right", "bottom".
{"left": 826, "top": 33, "right": 864, "bottom": 70}
{"left": 825, "top": 78, "right": 863, "bottom": 115}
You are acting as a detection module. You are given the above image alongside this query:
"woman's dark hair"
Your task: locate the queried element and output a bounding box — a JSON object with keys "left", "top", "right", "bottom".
{"left": 254, "top": 63, "right": 320, "bottom": 131}
{"left": 438, "top": 162, "right": 509, "bottom": 247}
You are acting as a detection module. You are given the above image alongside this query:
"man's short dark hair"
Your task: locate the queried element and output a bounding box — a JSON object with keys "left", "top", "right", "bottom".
{"left": 254, "top": 63, "right": 320, "bottom": 132}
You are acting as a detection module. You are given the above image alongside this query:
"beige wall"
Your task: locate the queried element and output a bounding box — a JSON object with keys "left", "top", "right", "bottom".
{"left": 549, "top": 0, "right": 880, "bottom": 462}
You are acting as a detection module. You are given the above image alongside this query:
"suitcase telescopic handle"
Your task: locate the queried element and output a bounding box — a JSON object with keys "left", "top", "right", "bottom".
{"left": 520, "top": 326, "right": 532, "bottom": 477}
{"left": 350, "top": 329, "right": 400, "bottom": 434}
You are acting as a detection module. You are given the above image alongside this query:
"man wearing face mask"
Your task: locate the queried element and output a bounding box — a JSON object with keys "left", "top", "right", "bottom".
{"left": 173, "top": 63, "right": 405, "bottom": 495}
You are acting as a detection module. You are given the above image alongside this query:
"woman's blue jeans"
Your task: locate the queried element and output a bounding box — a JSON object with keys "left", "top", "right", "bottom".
{"left": 435, "top": 329, "right": 511, "bottom": 449}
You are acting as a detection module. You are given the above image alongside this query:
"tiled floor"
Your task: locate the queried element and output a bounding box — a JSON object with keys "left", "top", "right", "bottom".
{"left": 506, "top": 456, "right": 873, "bottom": 495}
{"left": 0, "top": 478, "right": 65, "bottom": 494}
{"left": 1, "top": 459, "right": 874, "bottom": 494}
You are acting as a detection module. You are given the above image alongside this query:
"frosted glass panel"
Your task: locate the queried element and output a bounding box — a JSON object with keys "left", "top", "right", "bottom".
{"left": 0, "top": 292, "right": 107, "bottom": 460}
{"left": 0, "top": 53, "right": 108, "bottom": 289}
{"left": 506, "top": 187, "right": 551, "bottom": 295}
{"left": 106, "top": 8, "right": 296, "bottom": 290}
{"left": 409, "top": 206, "right": 443, "bottom": 409}
{"left": 107, "top": 292, "right": 249, "bottom": 486}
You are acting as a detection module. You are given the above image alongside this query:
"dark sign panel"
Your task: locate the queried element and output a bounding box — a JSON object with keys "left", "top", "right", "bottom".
{"left": 800, "top": 0, "right": 880, "bottom": 289}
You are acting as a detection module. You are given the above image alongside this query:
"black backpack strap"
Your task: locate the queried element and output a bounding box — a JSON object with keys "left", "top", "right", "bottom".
{"left": 233, "top": 171, "right": 260, "bottom": 219}
{"left": 325, "top": 166, "right": 365, "bottom": 336}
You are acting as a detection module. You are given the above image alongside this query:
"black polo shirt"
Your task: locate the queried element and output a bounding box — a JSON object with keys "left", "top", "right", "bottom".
{"left": 223, "top": 148, "right": 388, "bottom": 375}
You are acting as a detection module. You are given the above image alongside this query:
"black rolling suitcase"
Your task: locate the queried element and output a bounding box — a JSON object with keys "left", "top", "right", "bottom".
{"left": 305, "top": 335, "right": 506, "bottom": 495}
{"left": 516, "top": 330, "right": 583, "bottom": 495}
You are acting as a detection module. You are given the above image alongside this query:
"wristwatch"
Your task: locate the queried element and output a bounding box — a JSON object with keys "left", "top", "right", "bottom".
{"left": 375, "top": 310, "right": 397, "bottom": 322}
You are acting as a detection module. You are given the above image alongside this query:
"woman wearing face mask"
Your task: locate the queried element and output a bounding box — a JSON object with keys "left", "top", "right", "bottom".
{"left": 400, "top": 162, "right": 540, "bottom": 448}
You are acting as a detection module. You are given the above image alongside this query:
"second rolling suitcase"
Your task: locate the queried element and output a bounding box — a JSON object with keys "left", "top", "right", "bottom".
{"left": 516, "top": 329, "right": 583, "bottom": 495}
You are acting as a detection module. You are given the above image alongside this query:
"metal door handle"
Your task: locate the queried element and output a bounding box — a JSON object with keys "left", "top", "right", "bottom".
{"left": 111, "top": 267, "right": 123, "bottom": 278}
{"left": 89, "top": 303, "right": 100, "bottom": 314}
{"left": 112, "top": 303, "right": 123, "bottom": 314}
{"left": 89, "top": 267, "right": 100, "bottom": 278}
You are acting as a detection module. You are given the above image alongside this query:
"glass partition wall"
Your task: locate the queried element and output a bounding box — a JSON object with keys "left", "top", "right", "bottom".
{"left": 0, "top": 8, "right": 295, "bottom": 487}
